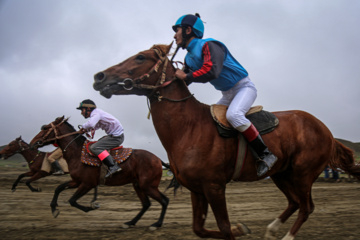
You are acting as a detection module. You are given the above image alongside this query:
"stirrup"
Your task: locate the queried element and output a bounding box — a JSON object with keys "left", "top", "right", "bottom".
{"left": 256, "top": 153, "right": 277, "bottom": 177}
{"left": 256, "top": 159, "right": 270, "bottom": 177}
{"left": 105, "top": 165, "right": 122, "bottom": 178}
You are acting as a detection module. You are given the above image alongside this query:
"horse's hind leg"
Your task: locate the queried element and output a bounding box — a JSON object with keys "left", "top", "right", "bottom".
{"left": 91, "top": 186, "right": 98, "bottom": 203}
{"left": 90, "top": 186, "right": 100, "bottom": 208}
{"left": 145, "top": 186, "right": 169, "bottom": 230}
{"left": 268, "top": 173, "right": 315, "bottom": 240}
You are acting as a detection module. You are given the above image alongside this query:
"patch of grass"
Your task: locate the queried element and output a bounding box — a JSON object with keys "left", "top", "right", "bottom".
{"left": 0, "top": 154, "right": 27, "bottom": 168}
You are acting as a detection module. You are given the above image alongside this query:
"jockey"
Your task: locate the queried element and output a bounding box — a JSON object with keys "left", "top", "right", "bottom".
{"left": 77, "top": 99, "right": 124, "bottom": 178}
{"left": 172, "top": 13, "right": 277, "bottom": 177}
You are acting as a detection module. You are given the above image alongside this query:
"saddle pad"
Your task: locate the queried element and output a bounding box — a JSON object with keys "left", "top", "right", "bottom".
{"left": 81, "top": 140, "right": 132, "bottom": 167}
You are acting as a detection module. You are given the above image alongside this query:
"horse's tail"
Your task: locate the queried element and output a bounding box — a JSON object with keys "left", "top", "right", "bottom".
{"left": 330, "top": 140, "right": 360, "bottom": 181}
{"left": 160, "top": 160, "right": 181, "bottom": 195}
{"left": 161, "top": 160, "right": 170, "bottom": 169}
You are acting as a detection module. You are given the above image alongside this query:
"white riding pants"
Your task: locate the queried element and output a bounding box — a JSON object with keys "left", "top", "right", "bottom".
{"left": 216, "top": 77, "right": 257, "bottom": 132}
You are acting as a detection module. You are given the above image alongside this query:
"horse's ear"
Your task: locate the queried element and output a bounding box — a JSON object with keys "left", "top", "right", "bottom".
{"left": 55, "top": 116, "right": 65, "bottom": 123}
{"left": 64, "top": 117, "right": 70, "bottom": 122}
{"left": 166, "top": 42, "right": 174, "bottom": 54}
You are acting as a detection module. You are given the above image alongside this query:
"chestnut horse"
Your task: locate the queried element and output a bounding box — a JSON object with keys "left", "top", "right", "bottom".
{"left": 92, "top": 43, "right": 360, "bottom": 240}
{"left": 30, "top": 117, "right": 169, "bottom": 229}
{"left": 0, "top": 137, "right": 64, "bottom": 192}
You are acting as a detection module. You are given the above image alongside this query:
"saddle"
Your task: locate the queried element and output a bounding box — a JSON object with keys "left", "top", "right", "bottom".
{"left": 211, "top": 104, "right": 279, "bottom": 180}
{"left": 80, "top": 140, "right": 132, "bottom": 167}
{"left": 210, "top": 104, "right": 279, "bottom": 138}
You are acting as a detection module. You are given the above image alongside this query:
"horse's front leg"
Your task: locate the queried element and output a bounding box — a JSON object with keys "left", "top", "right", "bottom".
{"left": 11, "top": 172, "right": 32, "bottom": 192}
{"left": 51, "top": 180, "right": 78, "bottom": 218}
{"left": 199, "top": 185, "right": 250, "bottom": 240}
{"left": 68, "top": 183, "right": 98, "bottom": 213}
{"left": 191, "top": 191, "right": 229, "bottom": 239}
{"left": 123, "top": 183, "right": 151, "bottom": 228}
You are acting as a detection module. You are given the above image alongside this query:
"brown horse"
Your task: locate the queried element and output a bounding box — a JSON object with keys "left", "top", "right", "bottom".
{"left": 30, "top": 116, "right": 169, "bottom": 229}
{"left": 92, "top": 43, "right": 360, "bottom": 240}
{"left": 0, "top": 137, "right": 63, "bottom": 192}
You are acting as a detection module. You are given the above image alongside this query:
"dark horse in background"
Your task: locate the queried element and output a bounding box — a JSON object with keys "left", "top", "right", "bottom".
{"left": 30, "top": 117, "right": 169, "bottom": 230}
{"left": 0, "top": 137, "right": 63, "bottom": 192}
{"left": 92, "top": 43, "right": 360, "bottom": 240}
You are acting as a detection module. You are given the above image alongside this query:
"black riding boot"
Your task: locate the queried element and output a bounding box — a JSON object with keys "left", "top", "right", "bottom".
{"left": 248, "top": 135, "right": 278, "bottom": 177}
{"left": 103, "top": 156, "right": 121, "bottom": 178}
{"left": 51, "top": 161, "right": 64, "bottom": 175}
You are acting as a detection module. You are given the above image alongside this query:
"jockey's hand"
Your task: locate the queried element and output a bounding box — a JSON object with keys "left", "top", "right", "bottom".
{"left": 175, "top": 69, "right": 187, "bottom": 81}
{"left": 79, "top": 128, "right": 87, "bottom": 134}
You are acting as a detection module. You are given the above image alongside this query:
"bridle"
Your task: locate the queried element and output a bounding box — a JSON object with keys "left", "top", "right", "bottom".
{"left": 2, "top": 139, "right": 29, "bottom": 157}
{"left": 36, "top": 118, "right": 83, "bottom": 149}
{"left": 118, "top": 48, "right": 175, "bottom": 92}
{"left": 15, "top": 139, "right": 29, "bottom": 153}
{"left": 117, "top": 48, "right": 193, "bottom": 103}
{"left": 2, "top": 139, "right": 40, "bottom": 164}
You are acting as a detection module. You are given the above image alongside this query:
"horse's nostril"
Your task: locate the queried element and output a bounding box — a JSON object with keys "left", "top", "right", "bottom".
{"left": 94, "top": 72, "right": 106, "bottom": 82}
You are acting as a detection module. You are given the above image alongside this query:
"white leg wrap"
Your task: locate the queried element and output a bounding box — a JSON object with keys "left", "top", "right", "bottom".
{"left": 264, "top": 218, "right": 282, "bottom": 240}
{"left": 282, "top": 231, "right": 295, "bottom": 240}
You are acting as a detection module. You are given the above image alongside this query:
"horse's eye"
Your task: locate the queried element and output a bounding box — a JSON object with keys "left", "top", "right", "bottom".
{"left": 135, "top": 55, "right": 145, "bottom": 61}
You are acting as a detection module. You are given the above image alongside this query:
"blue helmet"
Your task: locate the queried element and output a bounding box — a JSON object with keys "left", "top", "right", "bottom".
{"left": 172, "top": 13, "right": 204, "bottom": 39}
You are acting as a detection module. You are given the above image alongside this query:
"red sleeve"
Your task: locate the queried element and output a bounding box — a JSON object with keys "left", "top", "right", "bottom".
{"left": 186, "top": 41, "right": 225, "bottom": 83}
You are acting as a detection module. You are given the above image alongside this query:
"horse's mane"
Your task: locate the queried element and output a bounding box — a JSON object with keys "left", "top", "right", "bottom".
{"left": 63, "top": 121, "right": 86, "bottom": 146}
{"left": 64, "top": 121, "right": 77, "bottom": 132}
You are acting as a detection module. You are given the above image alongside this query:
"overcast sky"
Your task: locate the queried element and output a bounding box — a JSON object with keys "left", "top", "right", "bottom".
{"left": 1, "top": 0, "right": 359, "bottom": 162}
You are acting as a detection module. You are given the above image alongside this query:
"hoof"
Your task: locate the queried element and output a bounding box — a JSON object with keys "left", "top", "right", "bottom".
{"left": 232, "top": 222, "right": 251, "bottom": 237}
{"left": 52, "top": 209, "right": 60, "bottom": 218}
{"left": 265, "top": 228, "right": 277, "bottom": 240}
{"left": 11, "top": 189, "right": 16, "bottom": 193}
{"left": 52, "top": 210, "right": 60, "bottom": 218}
{"left": 91, "top": 202, "right": 100, "bottom": 209}
{"left": 149, "top": 226, "right": 158, "bottom": 231}
{"left": 122, "top": 223, "right": 130, "bottom": 229}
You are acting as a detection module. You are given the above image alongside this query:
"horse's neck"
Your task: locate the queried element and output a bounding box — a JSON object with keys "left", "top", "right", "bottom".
{"left": 150, "top": 81, "right": 209, "bottom": 149}
{"left": 58, "top": 135, "right": 85, "bottom": 164}
{"left": 21, "top": 148, "right": 44, "bottom": 163}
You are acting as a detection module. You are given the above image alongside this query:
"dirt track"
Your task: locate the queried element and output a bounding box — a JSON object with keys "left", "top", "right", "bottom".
{"left": 1, "top": 167, "right": 360, "bottom": 240}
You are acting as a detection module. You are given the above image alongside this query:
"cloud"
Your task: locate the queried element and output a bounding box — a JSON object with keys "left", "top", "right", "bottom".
{"left": 0, "top": 0, "right": 359, "bottom": 163}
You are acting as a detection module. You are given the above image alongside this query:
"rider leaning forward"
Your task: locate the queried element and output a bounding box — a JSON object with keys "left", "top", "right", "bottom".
{"left": 172, "top": 13, "right": 277, "bottom": 177}
{"left": 77, "top": 99, "right": 124, "bottom": 178}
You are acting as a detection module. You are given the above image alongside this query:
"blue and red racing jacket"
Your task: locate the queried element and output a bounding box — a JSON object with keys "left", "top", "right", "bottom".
{"left": 184, "top": 38, "right": 248, "bottom": 91}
